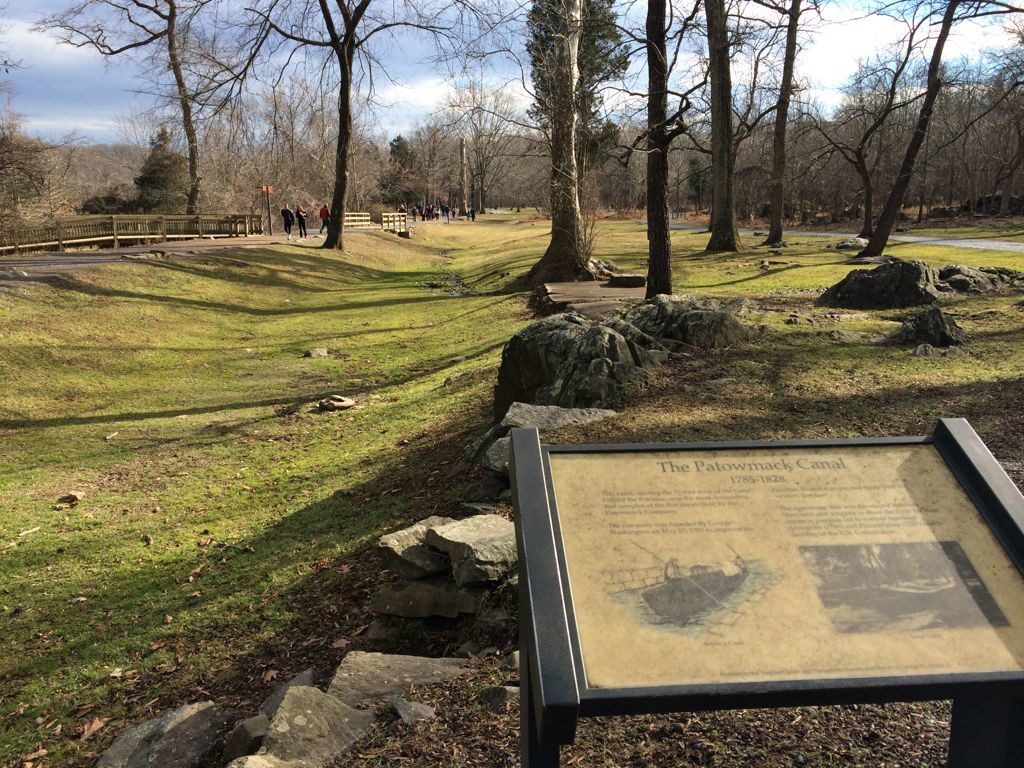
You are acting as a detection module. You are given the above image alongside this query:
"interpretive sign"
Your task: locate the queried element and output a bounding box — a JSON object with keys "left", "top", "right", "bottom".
{"left": 511, "top": 420, "right": 1024, "bottom": 768}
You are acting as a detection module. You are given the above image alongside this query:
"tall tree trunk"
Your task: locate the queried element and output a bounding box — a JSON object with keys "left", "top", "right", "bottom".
{"left": 860, "top": 0, "right": 960, "bottom": 259}
{"left": 459, "top": 137, "right": 469, "bottom": 213}
{"left": 645, "top": 0, "right": 672, "bottom": 297}
{"left": 324, "top": 45, "right": 354, "bottom": 250}
{"left": 527, "top": 0, "right": 595, "bottom": 284}
{"left": 857, "top": 156, "right": 874, "bottom": 238}
{"left": 764, "top": 0, "right": 802, "bottom": 246}
{"left": 705, "top": 0, "right": 739, "bottom": 252}
{"left": 165, "top": 9, "right": 201, "bottom": 215}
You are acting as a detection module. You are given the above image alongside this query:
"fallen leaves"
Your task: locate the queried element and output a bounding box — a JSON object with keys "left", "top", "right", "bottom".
{"left": 262, "top": 669, "right": 279, "bottom": 684}
{"left": 80, "top": 716, "right": 109, "bottom": 741}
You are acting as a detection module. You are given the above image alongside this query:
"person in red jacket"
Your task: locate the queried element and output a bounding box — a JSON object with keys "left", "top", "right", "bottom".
{"left": 319, "top": 204, "right": 330, "bottom": 234}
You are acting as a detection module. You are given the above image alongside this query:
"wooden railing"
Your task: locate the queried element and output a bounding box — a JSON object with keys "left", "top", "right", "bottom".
{"left": 381, "top": 212, "right": 409, "bottom": 233}
{"left": 343, "top": 212, "right": 375, "bottom": 229}
{"left": 0, "top": 214, "right": 264, "bottom": 254}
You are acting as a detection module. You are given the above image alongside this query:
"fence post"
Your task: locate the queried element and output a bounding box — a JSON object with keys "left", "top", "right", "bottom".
{"left": 196, "top": 216, "right": 203, "bottom": 238}
{"left": 243, "top": 215, "right": 250, "bottom": 237}
{"left": 160, "top": 216, "right": 167, "bottom": 242}
{"left": 56, "top": 220, "right": 64, "bottom": 252}
{"left": 112, "top": 216, "right": 119, "bottom": 248}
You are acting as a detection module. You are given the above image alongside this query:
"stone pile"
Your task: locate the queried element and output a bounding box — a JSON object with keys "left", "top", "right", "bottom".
{"left": 94, "top": 652, "right": 471, "bottom": 768}
{"left": 372, "top": 513, "right": 517, "bottom": 622}
{"left": 819, "top": 258, "right": 1024, "bottom": 309}
{"left": 494, "top": 294, "right": 759, "bottom": 417}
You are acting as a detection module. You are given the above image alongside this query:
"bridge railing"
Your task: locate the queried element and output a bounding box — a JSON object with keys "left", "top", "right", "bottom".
{"left": 343, "top": 212, "right": 375, "bottom": 229}
{"left": 381, "top": 212, "right": 409, "bottom": 233}
{"left": 0, "top": 214, "right": 265, "bottom": 254}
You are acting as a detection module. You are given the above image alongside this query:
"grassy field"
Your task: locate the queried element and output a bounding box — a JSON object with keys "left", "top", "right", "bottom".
{"left": 2, "top": 217, "right": 1023, "bottom": 767}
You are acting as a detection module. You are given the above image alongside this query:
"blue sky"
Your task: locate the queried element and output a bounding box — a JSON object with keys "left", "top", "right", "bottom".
{"left": 3, "top": 2, "right": 1018, "bottom": 144}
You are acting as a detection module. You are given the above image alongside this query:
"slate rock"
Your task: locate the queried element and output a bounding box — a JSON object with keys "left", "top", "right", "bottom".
{"left": 303, "top": 348, "right": 329, "bottom": 358}
{"left": 938, "top": 264, "right": 1024, "bottom": 293}
{"left": 223, "top": 715, "right": 270, "bottom": 762}
{"left": 818, "top": 259, "right": 942, "bottom": 309}
{"left": 836, "top": 237, "right": 869, "bottom": 251}
{"left": 371, "top": 576, "right": 486, "bottom": 618}
{"left": 479, "top": 685, "right": 520, "bottom": 711}
{"left": 899, "top": 307, "right": 968, "bottom": 347}
{"left": 226, "top": 757, "right": 291, "bottom": 768}
{"left": 481, "top": 437, "right": 511, "bottom": 477}
{"left": 96, "top": 701, "right": 231, "bottom": 768}
{"left": 391, "top": 697, "right": 436, "bottom": 724}
{"left": 328, "top": 651, "right": 469, "bottom": 707}
{"left": 913, "top": 343, "right": 942, "bottom": 357}
{"left": 259, "top": 669, "right": 314, "bottom": 718}
{"left": 606, "top": 273, "right": 646, "bottom": 288}
{"left": 424, "top": 515, "right": 517, "bottom": 586}
{"left": 502, "top": 651, "right": 521, "bottom": 672}
{"left": 377, "top": 516, "right": 455, "bottom": 579}
{"left": 493, "top": 313, "right": 591, "bottom": 418}
{"left": 500, "top": 402, "right": 617, "bottom": 432}
{"left": 260, "top": 686, "right": 374, "bottom": 767}
{"left": 465, "top": 472, "right": 510, "bottom": 502}
{"left": 318, "top": 395, "right": 355, "bottom": 411}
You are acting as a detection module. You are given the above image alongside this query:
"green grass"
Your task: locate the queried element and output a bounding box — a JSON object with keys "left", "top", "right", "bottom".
{"left": 2, "top": 215, "right": 1023, "bottom": 766}
{"left": 906, "top": 222, "right": 1024, "bottom": 242}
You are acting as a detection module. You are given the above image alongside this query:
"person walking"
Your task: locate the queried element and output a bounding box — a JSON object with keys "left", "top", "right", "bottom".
{"left": 319, "top": 204, "right": 330, "bottom": 234}
{"left": 281, "top": 204, "right": 295, "bottom": 240}
{"left": 296, "top": 206, "right": 308, "bottom": 239}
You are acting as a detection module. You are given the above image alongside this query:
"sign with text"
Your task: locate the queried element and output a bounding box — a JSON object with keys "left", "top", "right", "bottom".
{"left": 547, "top": 443, "right": 1024, "bottom": 689}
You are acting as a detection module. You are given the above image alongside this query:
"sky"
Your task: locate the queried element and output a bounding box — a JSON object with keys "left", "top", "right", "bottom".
{"left": 2, "top": 1, "right": 1019, "bottom": 144}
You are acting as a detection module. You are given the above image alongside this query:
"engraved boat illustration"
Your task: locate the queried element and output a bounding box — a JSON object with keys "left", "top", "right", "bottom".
{"left": 879, "top": 576, "right": 956, "bottom": 595}
{"left": 641, "top": 554, "right": 748, "bottom": 625}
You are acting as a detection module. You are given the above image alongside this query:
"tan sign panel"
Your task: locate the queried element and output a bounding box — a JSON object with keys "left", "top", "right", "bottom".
{"left": 548, "top": 444, "right": 1024, "bottom": 689}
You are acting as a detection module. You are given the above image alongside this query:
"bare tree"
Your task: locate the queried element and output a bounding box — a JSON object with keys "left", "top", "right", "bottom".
{"left": 39, "top": 0, "right": 210, "bottom": 213}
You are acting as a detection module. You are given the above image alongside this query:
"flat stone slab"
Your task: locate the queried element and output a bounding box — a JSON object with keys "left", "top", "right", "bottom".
{"left": 606, "top": 274, "right": 646, "bottom": 288}
{"left": 391, "top": 697, "right": 436, "bottom": 724}
{"left": 500, "top": 402, "right": 617, "bottom": 432}
{"left": 259, "top": 669, "right": 314, "bottom": 718}
{"left": 377, "top": 516, "right": 455, "bottom": 579}
{"left": 542, "top": 281, "right": 646, "bottom": 318}
{"left": 260, "top": 686, "right": 375, "bottom": 767}
{"left": 424, "top": 515, "right": 517, "bottom": 586}
{"left": 223, "top": 715, "right": 270, "bottom": 763}
{"left": 97, "top": 701, "right": 231, "bottom": 768}
{"left": 371, "top": 576, "right": 486, "bottom": 618}
{"left": 329, "top": 651, "right": 470, "bottom": 707}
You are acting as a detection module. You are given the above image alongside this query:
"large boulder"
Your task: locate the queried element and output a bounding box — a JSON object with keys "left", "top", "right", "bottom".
{"left": 493, "top": 313, "right": 591, "bottom": 418}
{"left": 371, "top": 577, "right": 486, "bottom": 618}
{"left": 424, "top": 515, "right": 517, "bottom": 586}
{"left": 223, "top": 715, "right": 270, "bottom": 763}
{"left": 500, "top": 402, "right": 617, "bottom": 431}
{"left": 97, "top": 702, "right": 232, "bottom": 768}
{"left": 938, "top": 264, "right": 1024, "bottom": 294}
{"left": 259, "top": 686, "right": 374, "bottom": 767}
{"left": 899, "top": 307, "right": 968, "bottom": 347}
{"left": 819, "top": 259, "right": 943, "bottom": 308}
{"left": 377, "top": 516, "right": 455, "bottom": 579}
{"left": 328, "top": 651, "right": 469, "bottom": 707}
{"left": 259, "top": 669, "right": 314, "bottom": 718}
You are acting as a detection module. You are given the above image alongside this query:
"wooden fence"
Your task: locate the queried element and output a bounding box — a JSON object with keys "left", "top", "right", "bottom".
{"left": 0, "top": 214, "right": 265, "bottom": 255}
{"left": 381, "top": 212, "right": 409, "bottom": 233}
{"left": 343, "top": 212, "right": 375, "bottom": 229}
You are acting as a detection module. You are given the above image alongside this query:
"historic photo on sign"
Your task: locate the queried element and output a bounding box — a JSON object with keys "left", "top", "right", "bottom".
{"left": 800, "top": 541, "right": 1009, "bottom": 634}
{"left": 546, "top": 444, "right": 1024, "bottom": 690}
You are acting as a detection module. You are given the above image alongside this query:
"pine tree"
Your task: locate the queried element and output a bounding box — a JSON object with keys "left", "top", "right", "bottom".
{"left": 134, "top": 128, "right": 189, "bottom": 214}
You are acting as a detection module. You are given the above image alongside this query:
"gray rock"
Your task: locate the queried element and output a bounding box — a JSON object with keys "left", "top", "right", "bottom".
{"left": 606, "top": 274, "right": 646, "bottom": 288}
{"left": 377, "top": 516, "right": 455, "bottom": 579}
{"left": 481, "top": 437, "right": 511, "bottom": 477}
{"left": 465, "top": 472, "right": 509, "bottom": 502}
{"left": 830, "top": 330, "right": 869, "bottom": 344}
{"left": 492, "top": 313, "right": 591, "bottom": 418}
{"left": 96, "top": 701, "right": 231, "bottom": 768}
{"left": 226, "top": 756, "right": 291, "bottom": 768}
{"left": 303, "top": 348, "right": 329, "bottom": 358}
{"left": 260, "top": 669, "right": 315, "bottom": 718}
{"left": 460, "top": 502, "right": 497, "bottom": 514}
{"left": 913, "top": 343, "right": 942, "bottom": 357}
{"left": 391, "top": 697, "right": 436, "bottom": 724}
{"left": 819, "top": 259, "right": 943, "bottom": 309}
{"left": 328, "top": 651, "right": 469, "bottom": 707}
{"left": 424, "top": 515, "right": 517, "bottom": 586}
{"left": 223, "top": 715, "right": 270, "bottom": 762}
{"left": 502, "top": 651, "right": 521, "bottom": 672}
{"left": 591, "top": 259, "right": 620, "bottom": 275}
{"left": 899, "top": 307, "right": 968, "bottom": 347}
{"left": 836, "top": 237, "right": 869, "bottom": 251}
{"left": 479, "top": 685, "right": 519, "bottom": 711}
{"left": 371, "top": 576, "right": 486, "bottom": 618}
{"left": 260, "top": 686, "right": 374, "bottom": 767}
{"left": 500, "top": 402, "right": 617, "bottom": 432}
{"left": 318, "top": 395, "right": 355, "bottom": 412}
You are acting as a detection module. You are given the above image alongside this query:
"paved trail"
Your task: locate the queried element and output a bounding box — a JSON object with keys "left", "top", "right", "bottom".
{"left": 666, "top": 223, "right": 1024, "bottom": 253}
{"left": 0, "top": 234, "right": 313, "bottom": 282}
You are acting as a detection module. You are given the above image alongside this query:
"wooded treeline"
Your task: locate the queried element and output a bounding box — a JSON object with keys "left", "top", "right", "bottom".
{"left": 2, "top": 0, "right": 1022, "bottom": 283}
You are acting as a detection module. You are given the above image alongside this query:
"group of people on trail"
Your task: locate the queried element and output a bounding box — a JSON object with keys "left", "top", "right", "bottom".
{"left": 406, "top": 203, "right": 475, "bottom": 223}
{"left": 280, "top": 203, "right": 331, "bottom": 240}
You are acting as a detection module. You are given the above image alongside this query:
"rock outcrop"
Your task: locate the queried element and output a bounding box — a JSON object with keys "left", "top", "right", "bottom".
{"left": 899, "top": 308, "right": 968, "bottom": 347}
{"left": 328, "top": 652, "right": 470, "bottom": 706}
{"left": 96, "top": 701, "right": 231, "bottom": 768}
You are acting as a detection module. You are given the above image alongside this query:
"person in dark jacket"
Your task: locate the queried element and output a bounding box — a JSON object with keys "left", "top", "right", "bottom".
{"left": 296, "top": 206, "right": 308, "bottom": 239}
{"left": 281, "top": 205, "right": 295, "bottom": 240}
